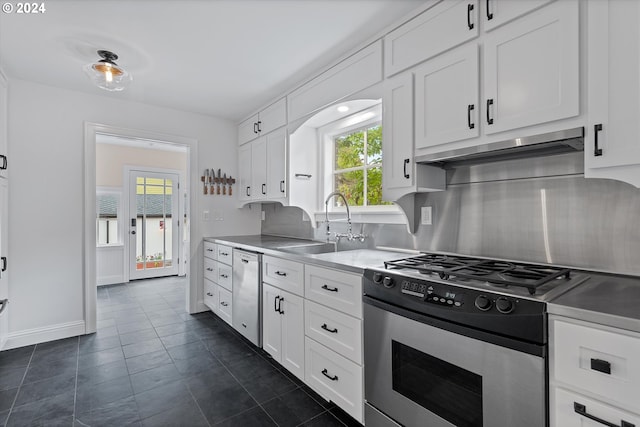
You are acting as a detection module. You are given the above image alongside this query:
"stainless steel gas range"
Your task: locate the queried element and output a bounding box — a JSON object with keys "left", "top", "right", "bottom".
{"left": 362, "top": 252, "right": 589, "bottom": 427}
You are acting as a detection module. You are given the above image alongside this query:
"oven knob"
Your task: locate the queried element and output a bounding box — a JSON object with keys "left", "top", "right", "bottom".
{"left": 474, "top": 295, "right": 492, "bottom": 311}
{"left": 372, "top": 272, "right": 383, "bottom": 284}
{"left": 496, "top": 297, "right": 514, "bottom": 314}
{"left": 382, "top": 277, "right": 395, "bottom": 288}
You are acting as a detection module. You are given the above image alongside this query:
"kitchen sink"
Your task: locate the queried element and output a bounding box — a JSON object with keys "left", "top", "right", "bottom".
{"left": 277, "top": 242, "right": 339, "bottom": 254}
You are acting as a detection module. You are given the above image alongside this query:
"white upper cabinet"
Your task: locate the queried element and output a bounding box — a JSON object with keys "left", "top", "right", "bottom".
{"left": 266, "top": 128, "right": 287, "bottom": 200}
{"left": 237, "top": 98, "right": 286, "bottom": 146}
{"left": 483, "top": 0, "right": 579, "bottom": 135}
{"left": 483, "top": 0, "right": 554, "bottom": 32}
{"left": 0, "top": 71, "right": 7, "bottom": 180}
{"left": 415, "top": 43, "right": 479, "bottom": 149}
{"left": 384, "top": 0, "right": 479, "bottom": 77}
{"left": 238, "top": 127, "right": 288, "bottom": 203}
{"left": 251, "top": 138, "right": 267, "bottom": 200}
{"left": 382, "top": 72, "right": 446, "bottom": 202}
{"left": 287, "top": 41, "right": 382, "bottom": 123}
{"left": 238, "top": 143, "right": 252, "bottom": 201}
{"left": 585, "top": 0, "right": 640, "bottom": 188}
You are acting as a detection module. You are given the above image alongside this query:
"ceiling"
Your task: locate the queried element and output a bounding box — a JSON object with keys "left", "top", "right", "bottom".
{"left": 0, "top": 0, "right": 425, "bottom": 122}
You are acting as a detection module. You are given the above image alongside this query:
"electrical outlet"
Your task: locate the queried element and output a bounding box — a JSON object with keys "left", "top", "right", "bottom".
{"left": 213, "top": 210, "right": 223, "bottom": 221}
{"left": 203, "top": 210, "right": 210, "bottom": 221}
{"left": 421, "top": 206, "right": 433, "bottom": 225}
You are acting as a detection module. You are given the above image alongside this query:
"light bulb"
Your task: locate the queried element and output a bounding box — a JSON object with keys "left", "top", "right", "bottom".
{"left": 105, "top": 68, "right": 113, "bottom": 83}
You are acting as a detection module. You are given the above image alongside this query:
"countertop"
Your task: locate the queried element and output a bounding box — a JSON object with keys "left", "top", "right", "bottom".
{"left": 204, "top": 234, "right": 415, "bottom": 274}
{"left": 548, "top": 271, "right": 640, "bottom": 334}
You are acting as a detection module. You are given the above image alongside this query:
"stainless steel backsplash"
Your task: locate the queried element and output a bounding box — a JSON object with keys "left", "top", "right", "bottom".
{"left": 262, "top": 152, "right": 640, "bottom": 276}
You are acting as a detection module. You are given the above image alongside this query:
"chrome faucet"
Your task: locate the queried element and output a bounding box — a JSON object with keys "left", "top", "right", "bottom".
{"left": 324, "top": 191, "right": 366, "bottom": 243}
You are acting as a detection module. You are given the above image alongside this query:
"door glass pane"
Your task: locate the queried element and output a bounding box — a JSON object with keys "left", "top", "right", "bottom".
{"left": 164, "top": 182, "right": 172, "bottom": 267}
{"left": 392, "top": 340, "right": 483, "bottom": 427}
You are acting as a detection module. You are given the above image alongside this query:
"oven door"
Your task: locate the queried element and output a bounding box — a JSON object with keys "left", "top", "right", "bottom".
{"left": 364, "top": 299, "right": 546, "bottom": 427}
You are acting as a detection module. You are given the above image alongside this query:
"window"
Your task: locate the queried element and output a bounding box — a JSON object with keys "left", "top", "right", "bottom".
{"left": 96, "top": 189, "right": 122, "bottom": 246}
{"left": 323, "top": 104, "right": 391, "bottom": 208}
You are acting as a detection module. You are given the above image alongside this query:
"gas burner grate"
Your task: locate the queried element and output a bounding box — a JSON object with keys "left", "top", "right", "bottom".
{"left": 384, "top": 254, "right": 572, "bottom": 295}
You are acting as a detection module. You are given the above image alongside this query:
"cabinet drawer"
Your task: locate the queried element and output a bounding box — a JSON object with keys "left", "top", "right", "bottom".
{"left": 263, "top": 255, "right": 304, "bottom": 296}
{"left": 551, "top": 386, "right": 640, "bottom": 427}
{"left": 204, "top": 241, "right": 217, "bottom": 260}
{"left": 305, "top": 337, "right": 363, "bottom": 423}
{"left": 305, "top": 300, "right": 362, "bottom": 365}
{"left": 217, "top": 264, "right": 232, "bottom": 292}
{"left": 203, "top": 258, "right": 218, "bottom": 283}
{"left": 305, "top": 265, "right": 362, "bottom": 318}
{"left": 217, "top": 244, "right": 233, "bottom": 265}
{"left": 204, "top": 279, "right": 217, "bottom": 312}
{"left": 218, "top": 287, "right": 233, "bottom": 326}
{"left": 551, "top": 318, "right": 640, "bottom": 413}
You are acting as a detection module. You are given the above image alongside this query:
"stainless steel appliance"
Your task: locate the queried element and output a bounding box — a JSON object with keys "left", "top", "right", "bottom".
{"left": 232, "top": 249, "right": 261, "bottom": 346}
{"left": 363, "top": 252, "right": 589, "bottom": 427}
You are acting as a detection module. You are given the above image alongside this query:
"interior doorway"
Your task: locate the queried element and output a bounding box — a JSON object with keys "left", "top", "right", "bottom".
{"left": 85, "top": 123, "right": 198, "bottom": 335}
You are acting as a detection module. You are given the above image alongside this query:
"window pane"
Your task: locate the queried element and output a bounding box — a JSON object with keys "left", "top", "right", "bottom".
{"left": 96, "top": 193, "right": 120, "bottom": 245}
{"left": 367, "top": 125, "right": 383, "bottom": 166}
{"left": 366, "top": 166, "right": 390, "bottom": 206}
{"left": 335, "top": 170, "right": 364, "bottom": 206}
{"left": 335, "top": 130, "right": 365, "bottom": 170}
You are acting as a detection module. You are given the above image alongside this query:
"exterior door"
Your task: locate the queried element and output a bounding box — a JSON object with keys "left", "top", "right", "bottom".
{"left": 129, "top": 171, "right": 179, "bottom": 280}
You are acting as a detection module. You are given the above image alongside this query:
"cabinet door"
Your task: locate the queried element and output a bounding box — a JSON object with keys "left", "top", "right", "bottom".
{"left": 0, "top": 179, "right": 7, "bottom": 350}
{"left": 382, "top": 72, "right": 414, "bottom": 195}
{"left": 384, "top": 0, "right": 479, "bottom": 77}
{"left": 280, "top": 291, "right": 305, "bottom": 381}
{"left": 266, "top": 128, "right": 287, "bottom": 199}
{"left": 415, "top": 43, "right": 479, "bottom": 149}
{"left": 218, "top": 286, "right": 233, "bottom": 326}
{"left": 262, "top": 283, "right": 282, "bottom": 362}
{"left": 483, "top": 0, "right": 554, "bottom": 32}
{"left": 251, "top": 138, "right": 267, "bottom": 200}
{"left": 0, "top": 73, "right": 6, "bottom": 180}
{"left": 483, "top": 0, "right": 579, "bottom": 135}
{"left": 258, "top": 98, "right": 287, "bottom": 136}
{"left": 586, "top": 0, "right": 640, "bottom": 186}
{"left": 238, "top": 113, "right": 259, "bottom": 146}
{"left": 238, "top": 143, "right": 252, "bottom": 201}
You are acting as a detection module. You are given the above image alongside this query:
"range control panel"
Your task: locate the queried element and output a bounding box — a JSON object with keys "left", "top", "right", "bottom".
{"left": 400, "top": 280, "right": 465, "bottom": 308}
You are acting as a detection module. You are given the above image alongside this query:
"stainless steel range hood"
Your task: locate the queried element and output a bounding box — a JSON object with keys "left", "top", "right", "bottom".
{"left": 415, "top": 127, "right": 584, "bottom": 167}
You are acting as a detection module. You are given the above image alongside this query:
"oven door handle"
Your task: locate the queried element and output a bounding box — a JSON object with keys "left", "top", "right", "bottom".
{"left": 574, "top": 402, "right": 635, "bottom": 427}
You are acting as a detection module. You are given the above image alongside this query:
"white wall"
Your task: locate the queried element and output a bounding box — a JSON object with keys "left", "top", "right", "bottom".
{"left": 7, "top": 78, "right": 260, "bottom": 346}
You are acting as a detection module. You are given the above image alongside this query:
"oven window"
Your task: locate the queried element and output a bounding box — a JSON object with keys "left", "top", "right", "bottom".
{"left": 392, "top": 340, "right": 483, "bottom": 427}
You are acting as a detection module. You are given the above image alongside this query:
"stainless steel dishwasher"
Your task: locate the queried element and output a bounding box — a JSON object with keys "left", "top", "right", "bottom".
{"left": 232, "top": 249, "right": 261, "bottom": 346}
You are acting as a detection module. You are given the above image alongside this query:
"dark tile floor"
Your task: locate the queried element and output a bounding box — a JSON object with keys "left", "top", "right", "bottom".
{"left": 0, "top": 276, "right": 363, "bottom": 427}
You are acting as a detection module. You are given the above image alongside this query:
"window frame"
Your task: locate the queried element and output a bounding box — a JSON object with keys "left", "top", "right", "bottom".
{"left": 96, "top": 187, "right": 123, "bottom": 247}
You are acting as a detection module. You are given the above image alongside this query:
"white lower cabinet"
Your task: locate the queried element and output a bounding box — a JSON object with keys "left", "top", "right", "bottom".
{"left": 204, "top": 278, "right": 218, "bottom": 313}
{"left": 305, "top": 337, "right": 363, "bottom": 422}
{"left": 217, "top": 286, "right": 233, "bottom": 326}
{"left": 262, "top": 283, "right": 305, "bottom": 381}
{"left": 304, "top": 300, "right": 362, "bottom": 365}
{"left": 203, "top": 241, "right": 232, "bottom": 326}
{"left": 549, "top": 315, "right": 640, "bottom": 426}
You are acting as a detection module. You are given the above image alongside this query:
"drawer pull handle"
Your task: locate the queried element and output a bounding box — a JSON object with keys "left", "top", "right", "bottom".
{"left": 220, "top": 252, "right": 229, "bottom": 256}
{"left": 574, "top": 402, "right": 635, "bottom": 427}
{"left": 467, "top": 104, "right": 475, "bottom": 129}
{"left": 278, "top": 297, "right": 284, "bottom": 315}
{"left": 321, "top": 284, "right": 338, "bottom": 292}
{"left": 206, "top": 292, "right": 213, "bottom": 297}
{"left": 486, "top": 98, "right": 494, "bottom": 125}
{"left": 321, "top": 369, "right": 338, "bottom": 381}
{"left": 275, "top": 271, "right": 287, "bottom": 277}
{"left": 206, "top": 268, "right": 214, "bottom": 271}
{"left": 594, "top": 123, "right": 603, "bottom": 156}
{"left": 206, "top": 248, "right": 214, "bottom": 252}
{"left": 321, "top": 324, "right": 338, "bottom": 334}
{"left": 274, "top": 296, "right": 280, "bottom": 313}
{"left": 241, "top": 259, "right": 249, "bottom": 264}
{"left": 590, "top": 358, "right": 611, "bottom": 375}
{"left": 220, "top": 274, "right": 229, "bottom": 279}
{"left": 467, "top": 3, "right": 474, "bottom": 30}
{"left": 220, "top": 301, "right": 229, "bottom": 307}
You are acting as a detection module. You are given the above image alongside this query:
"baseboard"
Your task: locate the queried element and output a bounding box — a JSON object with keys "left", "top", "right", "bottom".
{"left": 4, "top": 320, "right": 86, "bottom": 350}
{"left": 97, "top": 275, "right": 126, "bottom": 286}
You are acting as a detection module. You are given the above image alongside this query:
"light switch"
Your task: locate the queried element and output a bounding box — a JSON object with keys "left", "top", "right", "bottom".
{"left": 421, "top": 206, "right": 433, "bottom": 225}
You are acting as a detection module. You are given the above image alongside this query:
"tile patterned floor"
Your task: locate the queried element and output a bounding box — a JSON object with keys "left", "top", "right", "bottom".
{"left": 0, "top": 276, "right": 363, "bottom": 427}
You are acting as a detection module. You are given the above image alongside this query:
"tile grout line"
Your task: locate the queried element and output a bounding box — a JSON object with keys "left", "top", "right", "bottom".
{"left": 4, "top": 342, "right": 37, "bottom": 425}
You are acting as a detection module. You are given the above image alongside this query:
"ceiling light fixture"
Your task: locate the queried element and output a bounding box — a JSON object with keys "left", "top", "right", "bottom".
{"left": 83, "top": 50, "right": 132, "bottom": 92}
{"left": 337, "top": 105, "right": 349, "bottom": 113}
